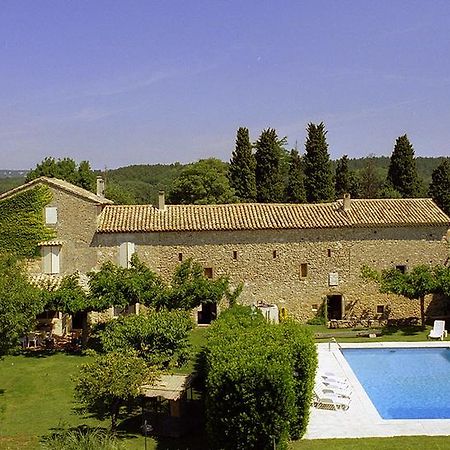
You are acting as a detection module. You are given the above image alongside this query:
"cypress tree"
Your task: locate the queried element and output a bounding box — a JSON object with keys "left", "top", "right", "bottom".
{"left": 285, "top": 149, "right": 306, "bottom": 203}
{"left": 335, "top": 155, "right": 351, "bottom": 198}
{"left": 387, "top": 135, "right": 421, "bottom": 198}
{"left": 303, "top": 122, "right": 335, "bottom": 203}
{"left": 255, "top": 128, "right": 284, "bottom": 202}
{"left": 429, "top": 159, "right": 450, "bottom": 215}
{"left": 228, "top": 127, "right": 256, "bottom": 202}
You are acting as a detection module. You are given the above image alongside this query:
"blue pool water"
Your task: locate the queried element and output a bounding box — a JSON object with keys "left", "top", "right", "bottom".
{"left": 342, "top": 347, "right": 450, "bottom": 419}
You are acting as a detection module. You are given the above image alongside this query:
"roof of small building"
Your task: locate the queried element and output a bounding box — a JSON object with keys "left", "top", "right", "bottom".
{"left": 97, "top": 198, "right": 450, "bottom": 233}
{"left": 141, "top": 374, "right": 195, "bottom": 401}
{"left": 0, "top": 177, "right": 113, "bottom": 204}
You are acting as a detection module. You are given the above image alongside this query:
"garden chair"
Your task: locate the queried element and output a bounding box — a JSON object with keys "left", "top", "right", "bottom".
{"left": 428, "top": 320, "right": 447, "bottom": 340}
{"left": 313, "top": 389, "right": 350, "bottom": 411}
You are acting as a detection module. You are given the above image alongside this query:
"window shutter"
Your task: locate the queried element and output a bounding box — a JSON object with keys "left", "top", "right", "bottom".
{"left": 42, "top": 247, "right": 52, "bottom": 273}
{"left": 51, "top": 247, "right": 60, "bottom": 274}
{"left": 45, "top": 207, "right": 58, "bottom": 224}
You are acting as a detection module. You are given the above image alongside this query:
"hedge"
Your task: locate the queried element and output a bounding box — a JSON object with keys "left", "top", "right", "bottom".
{"left": 202, "top": 306, "right": 317, "bottom": 449}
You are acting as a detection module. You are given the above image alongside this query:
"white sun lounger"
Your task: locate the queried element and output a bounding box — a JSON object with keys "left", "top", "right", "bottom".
{"left": 321, "top": 373, "right": 349, "bottom": 387}
{"left": 428, "top": 320, "right": 447, "bottom": 340}
{"left": 318, "top": 383, "right": 352, "bottom": 399}
{"left": 313, "top": 390, "right": 350, "bottom": 411}
{"left": 321, "top": 380, "right": 352, "bottom": 397}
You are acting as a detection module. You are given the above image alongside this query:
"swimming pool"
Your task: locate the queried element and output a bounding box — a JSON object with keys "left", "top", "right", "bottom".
{"left": 342, "top": 347, "right": 450, "bottom": 419}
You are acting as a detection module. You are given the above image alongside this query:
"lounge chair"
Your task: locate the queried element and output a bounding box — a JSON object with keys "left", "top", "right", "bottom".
{"left": 321, "top": 374, "right": 349, "bottom": 387}
{"left": 428, "top": 320, "right": 448, "bottom": 340}
{"left": 313, "top": 389, "right": 350, "bottom": 411}
{"left": 317, "top": 383, "right": 352, "bottom": 399}
{"left": 321, "top": 380, "right": 352, "bottom": 397}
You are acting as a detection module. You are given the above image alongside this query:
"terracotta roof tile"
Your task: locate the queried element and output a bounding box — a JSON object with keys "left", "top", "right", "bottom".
{"left": 97, "top": 198, "right": 450, "bottom": 233}
{"left": 0, "top": 177, "right": 113, "bottom": 204}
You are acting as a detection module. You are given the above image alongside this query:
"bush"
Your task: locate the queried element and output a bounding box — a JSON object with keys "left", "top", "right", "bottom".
{"left": 41, "top": 426, "right": 125, "bottom": 450}
{"left": 202, "top": 306, "right": 317, "bottom": 449}
{"left": 99, "top": 310, "right": 194, "bottom": 368}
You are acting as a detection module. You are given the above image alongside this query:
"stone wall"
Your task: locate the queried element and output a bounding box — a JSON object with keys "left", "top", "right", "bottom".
{"left": 95, "top": 225, "right": 449, "bottom": 322}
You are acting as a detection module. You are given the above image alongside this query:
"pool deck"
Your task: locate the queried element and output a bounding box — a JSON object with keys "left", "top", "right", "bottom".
{"left": 304, "top": 341, "right": 450, "bottom": 439}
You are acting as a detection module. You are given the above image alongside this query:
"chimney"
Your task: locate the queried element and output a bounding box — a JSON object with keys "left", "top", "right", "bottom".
{"left": 96, "top": 176, "right": 105, "bottom": 198}
{"left": 343, "top": 193, "right": 351, "bottom": 211}
{"left": 158, "top": 190, "right": 166, "bottom": 211}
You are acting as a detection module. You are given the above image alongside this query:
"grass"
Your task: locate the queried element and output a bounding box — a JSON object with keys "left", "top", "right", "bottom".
{"left": 1, "top": 325, "right": 449, "bottom": 449}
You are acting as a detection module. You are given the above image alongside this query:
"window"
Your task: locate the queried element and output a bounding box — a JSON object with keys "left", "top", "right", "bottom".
{"left": 272, "top": 250, "right": 277, "bottom": 259}
{"left": 119, "top": 242, "right": 135, "bottom": 268}
{"left": 233, "top": 251, "right": 238, "bottom": 260}
{"left": 45, "top": 207, "right": 58, "bottom": 224}
{"left": 312, "top": 304, "right": 318, "bottom": 312}
{"left": 300, "top": 263, "right": 308, "bottom": 278}
{"left": 396, "top": 265, "right": 407, "bottom": 274}
{"left": 42, "top": 246, "right": 60, "bottom": 274}
{"left": 178, "top": 252, "right": 183, "bottom": 262}
{"left": 327, "top": 249, "right": 332, "bottom": 257}
{"left": 204, "top": 267, "right": 213, "bottom": 278}
{"left": 376, "top": 305, "right": 385, "bottom": 315}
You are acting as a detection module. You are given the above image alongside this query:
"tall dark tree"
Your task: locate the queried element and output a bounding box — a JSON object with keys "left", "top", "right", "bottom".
{"left": 303, "top": 122, "right": 335, "bottom": 202}
{"left": 254, "top": 128, "right": 284, "bottom": 202}
{"left": 335, "top": 155, "right": 351, "bottom": 198}
{"left": 228, "top": 127, "right": 256, "bottom": 202}
{"left": 387, "top": 135, "right": 421, "bottom": 198}
{"left": 429, "top": 159, "right": 450, "bottom": 215}
{"left": 359, "top": 155, "right": 383, "bottom": 198}
{"left": 285, "top": 149, "right": 306, "bottom": 203}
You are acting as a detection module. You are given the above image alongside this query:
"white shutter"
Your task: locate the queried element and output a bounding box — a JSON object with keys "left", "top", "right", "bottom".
{"left": 42, "top": 247, "right": 52, "bottom": 273}
{"left": 127, "top": 242, "right": 135, "bottom": 268}
{"left": 51, "top": 246, "right": 60, "bottom": 274}
{"left": 45, "top": 207, "right": 58, "bottom": 224}
{"left": 119, "top": 242, "right": 135, "bottom": 268}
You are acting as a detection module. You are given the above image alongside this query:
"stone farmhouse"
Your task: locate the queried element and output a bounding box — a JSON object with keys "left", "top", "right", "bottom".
{"left": 1, "top": 176, "right": 449, "bottom": 329}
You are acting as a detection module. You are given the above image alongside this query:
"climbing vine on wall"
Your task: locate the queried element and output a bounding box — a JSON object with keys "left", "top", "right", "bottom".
{"left": 0, "top": 185, "right": 55, "bottom": 257}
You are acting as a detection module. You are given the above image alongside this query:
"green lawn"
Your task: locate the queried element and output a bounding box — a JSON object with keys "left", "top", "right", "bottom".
{"left": 1, "top": 325, "right": 449, "bottom": 449}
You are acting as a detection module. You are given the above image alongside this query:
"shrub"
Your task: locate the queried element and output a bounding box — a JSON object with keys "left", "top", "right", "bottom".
{"left": 99, "top": 310, "right": 194, "bottom": 368}
{"left": 202, "top": 306, "right": 317, "bottom": 449}
{"left": 41, "top": 426, "right": 125, "bottom": 450}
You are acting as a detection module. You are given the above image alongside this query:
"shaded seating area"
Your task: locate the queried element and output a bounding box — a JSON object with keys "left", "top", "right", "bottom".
{"left": 428, "top": 320, "right": 448, "bottom": 340}
{"left": 140, "top": 374, "right": 201, "bottom": 438}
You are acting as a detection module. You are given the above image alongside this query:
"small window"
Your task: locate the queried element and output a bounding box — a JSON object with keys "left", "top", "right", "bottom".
{"left": 327, "top": 249, "right": 332, "bottom": 257}
{"left": 376, "top": 305, "right": 385, "bottom": 315}
{"left": 273, "top": 250, "right": 277, "bottom": 259}
{"left": 311, "top": 304, "right": 318, "bottom": 312}
{"left": 300, "top": 263, "right": 308, "bottom": 278}
{"left": 204, "top": 267, "right": 213, "bottom": 278}
{"left": 396, "top": 265, "right": 407, "bottom": 274}
{"left": 45, "top": 207, "right": 57, "bottom": 224}
{"left": 178, "top": 253, "right": 183, "bottom": 262}
{"left": 233, "top": 251, "right": 238, "bottom": 260}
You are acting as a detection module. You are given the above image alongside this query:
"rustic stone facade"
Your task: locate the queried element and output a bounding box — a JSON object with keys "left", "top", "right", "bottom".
{"left": 94, "top": 225, "right": 449, "bottom": 322}
{"left": 2, "top": 177, "right": 449, "bottom": 325}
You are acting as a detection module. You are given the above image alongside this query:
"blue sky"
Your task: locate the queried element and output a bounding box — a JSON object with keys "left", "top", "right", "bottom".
{"left": 1, "top": 0, "right": 450, "bottom": 169}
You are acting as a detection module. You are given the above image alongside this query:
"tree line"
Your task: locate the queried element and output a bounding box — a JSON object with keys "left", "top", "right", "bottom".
{"left": 14, "top": 126, "right": 450, "bottom": 215}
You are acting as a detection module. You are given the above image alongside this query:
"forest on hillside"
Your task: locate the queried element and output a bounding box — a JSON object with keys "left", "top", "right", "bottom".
{"left": 1, "top": 124, "right": 449, "bottom": 216}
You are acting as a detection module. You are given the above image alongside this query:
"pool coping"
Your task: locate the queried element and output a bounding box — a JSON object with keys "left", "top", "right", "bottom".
{"left": 304, "top": 341, "right": 450, "bottom": 439}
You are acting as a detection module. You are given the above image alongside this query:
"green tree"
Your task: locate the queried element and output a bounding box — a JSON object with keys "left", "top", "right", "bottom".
{"left": 429, "top": 159, "right": 450, "bottom": 215}
{"left": 75, "top": 352, "right": 155, "bottom": 430}
{"left": 0, "top": 254, "right": 44, "bottom": 355}
{"left": 99, "top": 311, "right": 194, "bottom": 368}
{"left": 335, "top": 155, "right": 352, "bottom": 198}
{"left": 162, "top": 259, "right": 231, "bottom": 310}
{"left": 362, "top": 265, "right": 438, "bottom": 327}
{"left": 359, "top": 155, "right": 383, "bottom": 198}
{"left": 228, "top": 127, "right": 257, "bottom": 202}
{"left": 387, "top": 135, "right": 422, "bottom": 198}
{"left": 255, "top": 128, "right": 285, "bottom": 202}
{"left": 303, "top": 122, "right": 335, "bottom": 203}
{"left": 168, "top": 158, "right": 236, "bottom": 204}
{"left": 285, "top": 149, "right": 306, "bottom": 203}
{"left": 26, "top": 157, "right": 96, "bottom": 193}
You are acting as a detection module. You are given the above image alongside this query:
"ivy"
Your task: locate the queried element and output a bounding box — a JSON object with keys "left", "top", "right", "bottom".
{"left": 0, "top": 185, "right": 55, "bottom": 257}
